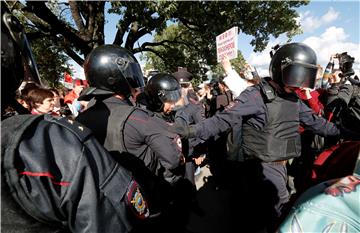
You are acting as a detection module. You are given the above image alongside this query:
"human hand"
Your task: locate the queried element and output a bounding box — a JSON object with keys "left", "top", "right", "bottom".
{"left": 193, "top": 156, "right": 205, "bottom": 166}
{"left": 221, "top": 55, "right": 232, "bottom": 74}
{"left": 330, "top": 54, "right": 338, "bottom": 62}
{"left": 300, "top": 87, "right": 312, "bottom": 100}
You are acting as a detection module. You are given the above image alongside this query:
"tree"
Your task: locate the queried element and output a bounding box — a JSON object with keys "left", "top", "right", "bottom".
{"left": 142, "top": 24, "right": 208, "bottom": 77}
{"left": 6, "top": 0, "right": 308, "bottom": 81}
{"left": 142, "top": 1, "right": 308, "bottom": 79}
{"left": 30, "top": 37, "right": 71, "bottom": 87}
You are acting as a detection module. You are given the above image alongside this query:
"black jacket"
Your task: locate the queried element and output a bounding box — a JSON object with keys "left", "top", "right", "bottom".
{"left": 1, "top": 114, "right": 149, "bottom": 233}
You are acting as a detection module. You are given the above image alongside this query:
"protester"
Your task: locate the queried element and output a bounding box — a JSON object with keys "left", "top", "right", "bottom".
{"left": 26, "top": 87, "right": 57, "bottom": 115}
{"left": 64, "top": 80, "right": 88, "bottom": 117}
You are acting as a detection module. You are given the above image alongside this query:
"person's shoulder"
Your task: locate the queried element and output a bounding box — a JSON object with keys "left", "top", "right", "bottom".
{"left": 185, "top": 101, "right": 200, "bottom": 111}
{"left": 133, "top": 106, "right": 154, "bottom": 117}
{"left": 2, "top": 115, "right": 93, "bottom": 161}
{"left": 126, "top": 107, "right": 154, "bottom": 125}
{"left": 48, "top": 116, "right": 92, "bottom": 142}
{"left": 242, "top": 84, "right": 261, "bottom": 94}
{"left": 236, "top": 85, "right": 261, "bottom": 100}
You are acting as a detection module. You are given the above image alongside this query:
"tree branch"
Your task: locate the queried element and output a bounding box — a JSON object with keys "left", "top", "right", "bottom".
{"left": 113, "top": 13, "right": 133, "bottom": 45}
{"left": 141, "top": 39, "right": 196, "bottom": 50}
{"left": 63, "top": 46, "right": 84, "bottom": 66}
{"left": 138, "top": 47, "right": 166, "bottom": 62}
{"left": 87, "top": 2, "right": 95, "bottom": 40}
{"left": 25, "top": 1, "right": 92, "bottom": 55}
{"left": 125, "top": 27, "right": 150, "bottom": 50}
{"left": 68, "top": 1, "right": 86, "bottom": 36}
{"left": 125, "top": 14, "right": 165, "bottom": 50}
{"left": 178, "top": 17, "right": 202, "bottom": 32}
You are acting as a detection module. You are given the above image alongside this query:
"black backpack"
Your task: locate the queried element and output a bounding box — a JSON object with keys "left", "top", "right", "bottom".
{"left": 1, "top": 114, "right": 71, "bottom": 233}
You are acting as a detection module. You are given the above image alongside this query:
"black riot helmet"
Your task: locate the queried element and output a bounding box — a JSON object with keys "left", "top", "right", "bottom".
{"left": 144, "top": 73, "right": 182, "bottom": 112}
{"left": 269, "top": 42, "right": 318, "bottom": 89}
{"left": 1, "top": 4, "right": 41, "bottom": 117}
{"left": 83, "top": 45, "right": 145, "bottom": 98}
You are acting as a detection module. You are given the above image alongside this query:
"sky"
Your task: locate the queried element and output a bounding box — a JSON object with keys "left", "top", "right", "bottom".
{"left": 244, "top": 0, "right": 360, "bottom": 77}
{"left": 71, "top": 0, "right": 360, "bottom": 80}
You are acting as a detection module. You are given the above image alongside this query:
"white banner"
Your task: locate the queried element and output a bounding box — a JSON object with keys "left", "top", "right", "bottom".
{"left": 216, "top": 27, "right": 238, "bottom": 62}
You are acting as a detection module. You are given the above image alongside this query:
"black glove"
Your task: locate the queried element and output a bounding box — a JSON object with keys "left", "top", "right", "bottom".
{"left": 169, "top": 123, "right": 196, "bottom": 139}
{"left": 339, "top": 124, "right": 360, "bottom": 141}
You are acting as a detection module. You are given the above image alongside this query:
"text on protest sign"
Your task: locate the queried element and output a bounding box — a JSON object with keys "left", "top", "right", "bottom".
{"left": 216, "top": 27, "right": 238, "bottom": 62}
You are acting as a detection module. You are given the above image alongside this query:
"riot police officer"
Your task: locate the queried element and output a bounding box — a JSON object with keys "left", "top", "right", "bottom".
{"left": 75, "top": 47, "right": 186, "bottom": 225}
{"left": 137, "top": 73, "right": 182, "bottom": 121}
{"left": 138, "top": 73, "right": 205, "bottom": 185}
{"left": 172, "top": 73, "right": 207, "bottom": 180}
{"left": 174, "top": 42, "right": 342, "bottom": 232}
{"left": 1, "top": 5, "right": 150, "bottom": 233}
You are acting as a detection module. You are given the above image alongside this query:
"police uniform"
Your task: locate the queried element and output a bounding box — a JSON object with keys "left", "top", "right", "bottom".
{"left": 172, "top": 98, "right": 206, "bottom": 185}
{"left": 175, "top": 98, "right": 206, "bottom": 156}
{"left": 185, "top": 80, "right": 340, "bottom": 228}
{"left": 76, "top": 96, "right": 183, "bottom": 185}
{"left": 1, "top": 114, "right": 149, "bottom": 233}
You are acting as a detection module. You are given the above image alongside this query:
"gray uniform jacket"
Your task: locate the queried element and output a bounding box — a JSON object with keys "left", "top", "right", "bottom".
{"left": 76, "top": 96, "right": 183, "bottom": 184}
{"left": 193, "top": 85, "right": 340, "bottom": 142}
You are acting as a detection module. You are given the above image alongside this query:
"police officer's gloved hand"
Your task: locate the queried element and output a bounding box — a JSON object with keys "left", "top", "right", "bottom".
{"left": 339, "top": 123, "right": 360, "bottom": 141}
{"left": 170, "top": 123, "right": 196, "bottom": 139}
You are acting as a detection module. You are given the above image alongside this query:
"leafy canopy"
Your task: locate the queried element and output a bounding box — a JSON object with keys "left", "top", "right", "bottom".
{"left": 6, "top": 0, "right": 307, "bottom": 83}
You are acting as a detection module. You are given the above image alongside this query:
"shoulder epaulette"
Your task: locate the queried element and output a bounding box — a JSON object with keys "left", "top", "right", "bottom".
{"left": 259, "top": 79, "right": 276, "bottom": 102}
{"left": 45, "top": 115, "right": 92, "bottom": 142}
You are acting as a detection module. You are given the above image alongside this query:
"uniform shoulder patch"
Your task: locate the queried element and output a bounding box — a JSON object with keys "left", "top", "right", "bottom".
{"left": 125, "top": 180, "right": 150, "bottom": 219}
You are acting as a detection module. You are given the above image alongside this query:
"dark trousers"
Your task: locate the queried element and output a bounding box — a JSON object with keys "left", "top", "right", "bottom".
{"left": 237, "top": 160, "right": 290, "bottom": 233}
{"left": 260, "top": 162, "right": 290, "bottom": 217}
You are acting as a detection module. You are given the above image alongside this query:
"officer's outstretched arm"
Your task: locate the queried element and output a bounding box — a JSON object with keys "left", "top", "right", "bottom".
{"left": 169, "top": 123, "right": 196, "bottom": 139}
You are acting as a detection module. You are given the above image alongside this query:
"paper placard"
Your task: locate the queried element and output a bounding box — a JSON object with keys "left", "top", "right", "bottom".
{"left": 216, "top": 27, "right": 238, "bottom": 62}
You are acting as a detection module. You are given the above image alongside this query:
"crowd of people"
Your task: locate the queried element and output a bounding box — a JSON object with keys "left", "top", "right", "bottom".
{"left": 4, "top": 78, "right": 89, "bottom": 118}
{"left": 2, "top": 5, "right": 360, "bottom": 233}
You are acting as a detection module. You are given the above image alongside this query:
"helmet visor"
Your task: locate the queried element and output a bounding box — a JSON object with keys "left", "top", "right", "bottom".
{"left": 122, "top": 62, "right": 145, "bottom": 89}
{"left": 281, "top": 61, "right": 318, "bottom": 88}
{"left": 159, "top": 89, "right": 182, "bottom": 104}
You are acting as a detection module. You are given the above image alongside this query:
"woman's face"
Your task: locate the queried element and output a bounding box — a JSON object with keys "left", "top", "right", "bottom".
{"left": 35, "top": 97, "right": 55, "bottom": 113}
